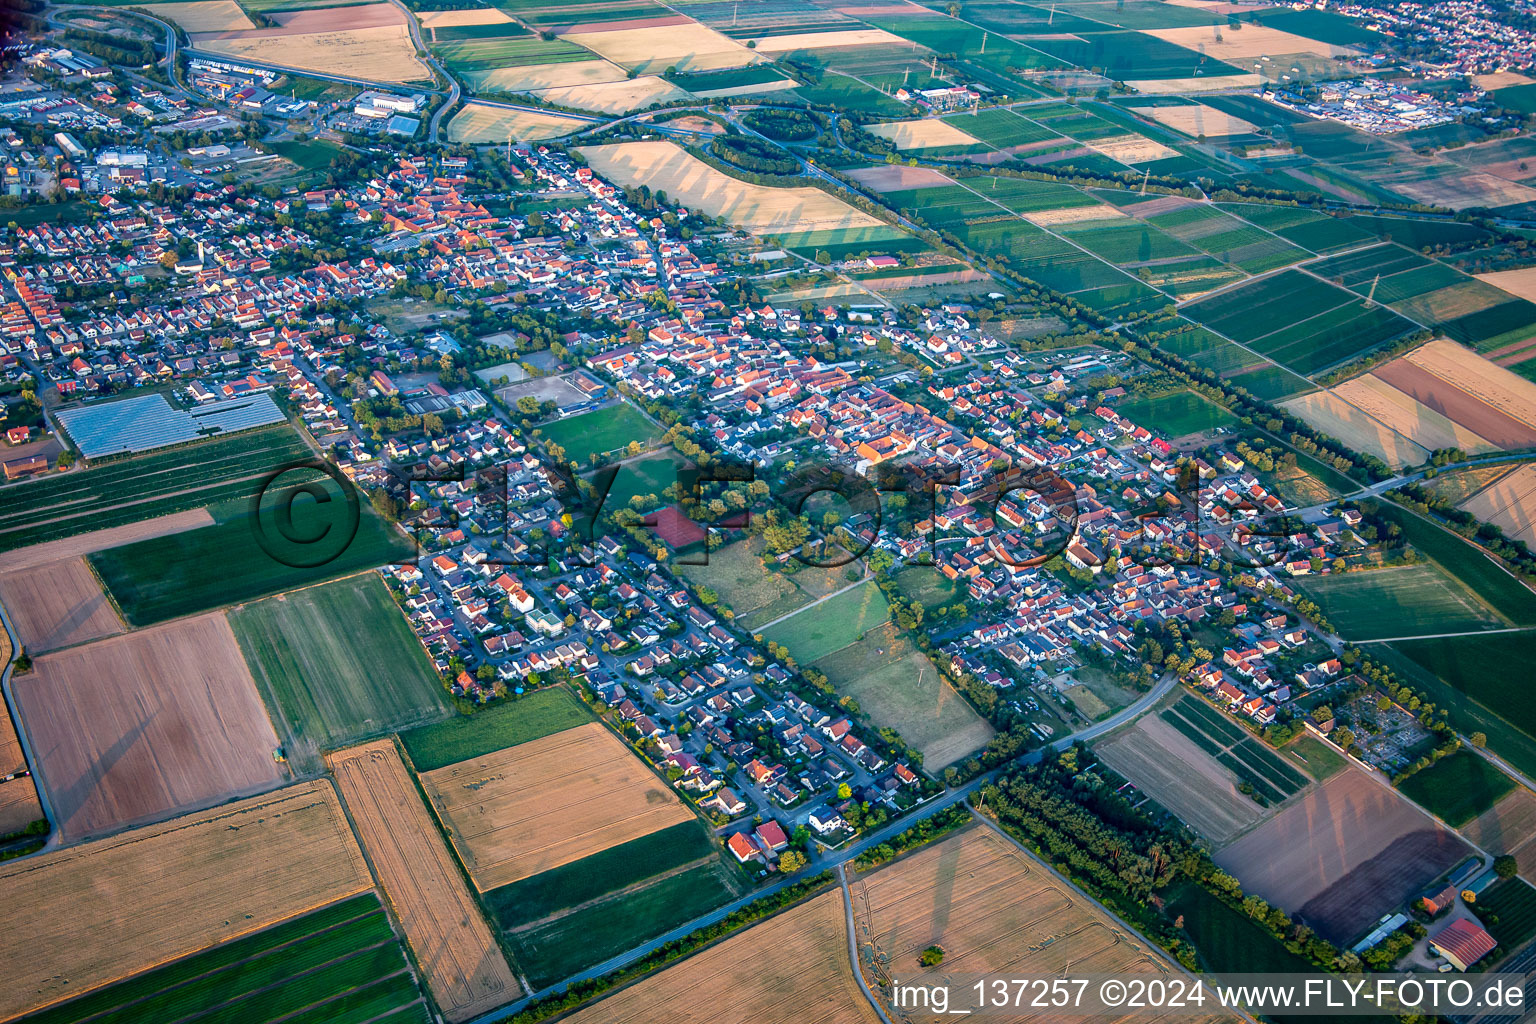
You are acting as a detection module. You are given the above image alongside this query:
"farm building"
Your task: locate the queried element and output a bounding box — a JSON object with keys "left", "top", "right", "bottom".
{"left": 1429, "top": 919, "right": 1497, "bottom": 971}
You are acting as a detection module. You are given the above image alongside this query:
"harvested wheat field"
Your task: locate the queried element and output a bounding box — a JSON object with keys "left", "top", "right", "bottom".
{"left": 448, "top": 102, "right": 590, "bottom": 142}
{"left": 0, "top": 780, "right": 370, "bottom": 1022}
{"left": 0, "top": 774, "right": 42, "bottom": 836}
{"left": 418, "top": 7, "right": 513, "bottom": 28}
{"left": 564, "top": 22, "right": 759, "bottom": 75}
{"left": 1282, "top": 390, "right": 1430, "bottom": 470}
{"left": 1148, "top": 24, "right": 1358, "bottom": 60}
{"left": 1216, "top": 768, "right": 1469, "bottom": 944}
{"left": 1479, "top": 267, "right": 1536, "bottom": 305}
{"left": 1398, "top": 339, "right": 1536, "bottom": 441}
{"left": 12, "top": 612, "right": 286, "bottom": 842}
{"left": 143, "top": 0, "right": 252, "bottom": 32}
{"left": 1463, "top": 787, "right": 1536, "bottom": 877}
{"left": 1394, "top": 170, "right": 1536, "bottom": 211}
{"left": 579, "top": 141, "right": 881, "bottom": 234}
{"left": 1126, "top": 73, "right": 1264, "bottom": 94}
{"left": 1461, "top": 463, "right": 1536, "bottom": 547}
{"left": 1097, "top": 715, "right": 1264, "bottom": 843}
{"left": 1332, "top": 374, "right": 1500, "bottom": 455}
{"left": 0, "top": 556, "right": 120, "bottom": 653}
{"left": 532, "top": 75, "right": 690, "bottom": 115}
{"left": 464, "top": 59, "right": 627, "bottom": 93}
{"left": 753, "top": 28, "right": 904, "bottom": 51}
{"left": 1144, "top": 103, "right": 1257, "bottom": 138}
{"left": 422, "top": 721, "right": 692, "bottom": 892}
{"left": 1475, "top": 72, "right": 1536, "bottom": 89}
{"left": 1091, "top": 134, "right": 1180, "bottom": 164}
{"left": 561, "top": 887, "right": 880, "bottom": 1024}
{"left": 855, "top": 826, "right": 1224, "bottom": 1024}
{"left": 193, "top": 5, "right": 428, "bottom": 83}
{"left": 868, "top": 119, "right": 983, "bottom": 150}
{"left": 330, "top": 741, "right": 519, "bottom": 1022}
{"left": 1027, "top": 203, "right": 1125, "bottom": 225}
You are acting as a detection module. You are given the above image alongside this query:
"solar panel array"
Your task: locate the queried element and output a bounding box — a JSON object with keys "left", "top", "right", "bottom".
{"left": 56, "top": 392, "right": 286, "bottom": 458}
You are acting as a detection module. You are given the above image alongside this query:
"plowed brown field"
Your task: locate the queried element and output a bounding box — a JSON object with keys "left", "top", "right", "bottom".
{"left": 13, "top": 612, "right": 286, "bottom": 841}
{"left": 0, "top": 556, "right": 121, "bottom": 652}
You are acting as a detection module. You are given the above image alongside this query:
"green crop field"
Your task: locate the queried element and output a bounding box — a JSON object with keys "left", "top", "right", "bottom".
{"left": 1183, "top": 269, "right": 1414, "bottom": 374}
{"left": 434, "top": 34, "right": 589, "bottom": 71}
{"left": 1116, "top": 388, "right": 1237, "bottom": 437}
{"left": 399, "top": 686, "right": 593, "bottom": 771}
{"left": 1165, "top": 881, "right": 1315, "bottom": 974}
{"left": 762, "top": 577, "right": 890, "bottom": 662}
{"left": 486, "top": 820, "right": 717, "bottom": 927}
{"left": 945, "top": 108, "right": 1062, "bottom": 149}
{"left": 1396, "top": 749, "right": 1515, "bottom": 826}
{"left": 1388, "top": 630, "right": 1536, "bottom": 742}
{"left": 1295, "top": 564, "right": 1506, "bottom": 641}
{"left": 21, "top": 894, "right": 427, "bottom": 1024}
{"left": 1026, "top": 29, "right": 1244, "bottom": 79}
{"left": 504, "top": 859, "right": 743, "bottom": 988}
{"left": 230, "top": 574, "right": 451, "bottom": 755}
{"left": 1474, "top": 877, "right": 1536, "bottom": 950}
{"left": 1370, "top": 502, "right": 1536, "bottom": 626}
{"left": 1163, "top": 695, "right": 1307, "bottom": 801}
{"left": 1060, "top": 220, "right": 1202, "bottom": 264}
{"left": 601, "top": 448, "right": 689, "bottom": 510}
{"left": 538, "top": 402, "right": 660, "bottom": 465}
{"left": 810, "top": 622, "right": 994, "bottom": 768}
{"left": 857, "top": 12, "right": 1068, "bottom": 81}
{"left": 89, "top": 477, "right": 414, "bottom": 627}
{"left": 0, "top": 425, "right": 310, "bottom": 553}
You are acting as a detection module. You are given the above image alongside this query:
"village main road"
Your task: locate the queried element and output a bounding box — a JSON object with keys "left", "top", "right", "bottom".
{"left": 464, "top": 672, "right": 1179, "bottom": 1024}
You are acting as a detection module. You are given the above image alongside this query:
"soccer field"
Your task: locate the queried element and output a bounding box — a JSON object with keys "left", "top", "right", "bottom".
{"left": 538, "top": 402, "right": 660, "bottom": 465}
{"left": 1296, "top": 563, "right": 1506, "bottom": 640}
{"left": 231, "top": 573, "right": 452, "bottom": 759}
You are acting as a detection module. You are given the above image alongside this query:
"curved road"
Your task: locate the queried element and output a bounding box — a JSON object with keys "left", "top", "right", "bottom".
{"left": 463, "top": 672, "right": 1179, "bottom": 1024}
